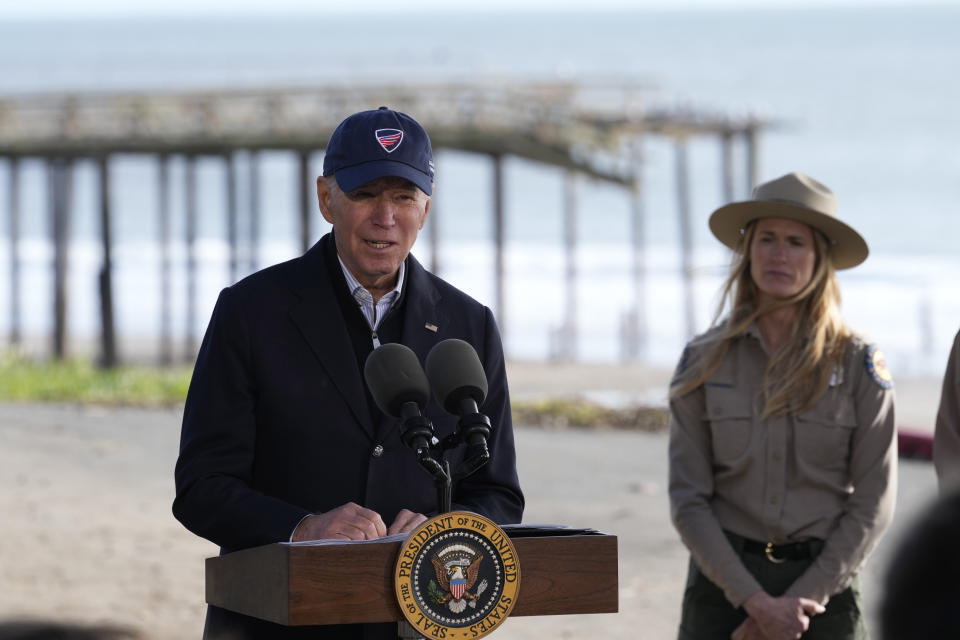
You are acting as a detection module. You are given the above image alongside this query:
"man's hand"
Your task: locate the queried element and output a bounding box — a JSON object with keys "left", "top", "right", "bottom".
{"left": 388, "top": 509, "right": 427, "bottom": 536}
{"left": 741, "top": 591, "right": 825, "bottom": 640}
{"left": 291, "top": 502, "right": 387, "bottom": 541}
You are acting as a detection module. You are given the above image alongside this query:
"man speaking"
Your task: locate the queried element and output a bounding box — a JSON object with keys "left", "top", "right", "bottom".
{"left": 173, "top": 107, "right": 524, "bottom": 639}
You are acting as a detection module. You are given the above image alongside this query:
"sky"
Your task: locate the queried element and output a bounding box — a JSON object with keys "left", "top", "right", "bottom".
{"left": 0, "top": 0, "right": 941, "bottom": 19}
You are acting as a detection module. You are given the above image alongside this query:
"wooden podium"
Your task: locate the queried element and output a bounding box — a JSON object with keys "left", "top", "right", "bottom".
{"left": 206, "top": 530, "right": 618, "bottom": 627}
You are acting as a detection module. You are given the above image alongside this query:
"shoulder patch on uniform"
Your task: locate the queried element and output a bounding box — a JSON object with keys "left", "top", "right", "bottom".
{"left": 864, "top": 344, "right": 894, "bottom": 389}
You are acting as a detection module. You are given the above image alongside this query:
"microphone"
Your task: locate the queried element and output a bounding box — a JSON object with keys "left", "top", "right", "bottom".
{"left": 424, "top": 339, "right": 492, "bottom": 475}
{"left": 363, "top": 343, "right": 434, "bottom": 454}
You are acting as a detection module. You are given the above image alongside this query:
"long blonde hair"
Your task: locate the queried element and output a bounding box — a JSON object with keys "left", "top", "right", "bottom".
{"left": 671, "top": 219, "right": 851, "bottom": 419}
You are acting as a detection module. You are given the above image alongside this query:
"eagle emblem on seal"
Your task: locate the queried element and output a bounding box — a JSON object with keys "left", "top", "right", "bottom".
{"left": 429, "top": 544, "right": 488, "bottom": 613}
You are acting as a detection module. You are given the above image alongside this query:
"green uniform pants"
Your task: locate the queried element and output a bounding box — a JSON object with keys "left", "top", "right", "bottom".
{"left": 677, "top": 534, "right": 868, "bottom": 640}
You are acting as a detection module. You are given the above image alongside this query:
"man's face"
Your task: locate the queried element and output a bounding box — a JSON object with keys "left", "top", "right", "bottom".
{"left": 317, "top": 175, "right": 430, "bottom": 300}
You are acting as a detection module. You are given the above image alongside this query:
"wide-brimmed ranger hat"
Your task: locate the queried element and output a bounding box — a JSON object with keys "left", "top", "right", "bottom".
{"left": 323, "top": 106, "right": 435, "bottom": 195}
{"left": 708, "top": 171, "right": 868, "bottom": 269}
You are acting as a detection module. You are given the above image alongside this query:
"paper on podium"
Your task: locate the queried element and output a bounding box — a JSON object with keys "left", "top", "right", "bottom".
{"left": 280, "top": 523, "right": 601, "bottom": 546}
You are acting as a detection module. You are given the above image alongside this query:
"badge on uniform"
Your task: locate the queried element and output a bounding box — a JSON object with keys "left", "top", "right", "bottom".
{"left": 828, "top": 363, "right": 844, "bottom": 387}
{"left": 865, "top": 345, "right": 894, "bottom": 389}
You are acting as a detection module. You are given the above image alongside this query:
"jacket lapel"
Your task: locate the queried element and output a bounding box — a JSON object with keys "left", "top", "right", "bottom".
{"left": 287, "top": 238, "right": 375, "bottom": 438}
{"left": 401, "top": 255, "right": 446, "bottom": 364}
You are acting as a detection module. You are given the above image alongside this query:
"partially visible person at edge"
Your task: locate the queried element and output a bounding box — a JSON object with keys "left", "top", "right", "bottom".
{"left": 172, "top": 107, "right": 524, "bottom": 640}
{"left": 667, "top": 172, "right": 897, "bottom": 640}
{"left": 879, "top": 489, "right": 960, "bottom": 640}
{"left": 934, "top": 329, "right": 960, "bottom": 491}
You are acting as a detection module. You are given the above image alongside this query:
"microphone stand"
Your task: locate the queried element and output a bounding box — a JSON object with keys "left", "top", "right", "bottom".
{"left": 436, "top": 459, "right": 452, "bottom": 515}
{"left": 399, "top": 403, "right": 452, "bottom": 513}
{"left": 400, "top": 402, "right": 491, "bottom": 515}
{"left": 428, "top": 413, "right": 491, "bottom": 514}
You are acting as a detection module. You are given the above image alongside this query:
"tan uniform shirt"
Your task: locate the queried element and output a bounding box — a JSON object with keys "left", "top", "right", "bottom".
{"left": 668, "top": 326, "right": 897, "bottom": 608}
{"left": 934, "top": 329, "right": 960, "bottom": 491}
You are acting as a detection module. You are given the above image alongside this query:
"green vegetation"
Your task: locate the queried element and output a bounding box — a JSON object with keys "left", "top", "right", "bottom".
{"left": 0, "top": 353, "right": 192, "bottom": 406}
{"left": 512, "top": 398, "right": 669, "bottom": 431}
{"left": 0, "top": 354, "right": 669, "bottom": 431}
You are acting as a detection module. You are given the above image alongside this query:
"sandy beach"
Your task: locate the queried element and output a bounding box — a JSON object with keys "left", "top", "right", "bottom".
{"left": 0, "top": 362, "right": 944, "bottom": 639}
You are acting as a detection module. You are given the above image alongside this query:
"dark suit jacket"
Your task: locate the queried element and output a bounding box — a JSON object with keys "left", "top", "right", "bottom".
{"left": 173, "top": 233, "right": 524, "bottom": 639}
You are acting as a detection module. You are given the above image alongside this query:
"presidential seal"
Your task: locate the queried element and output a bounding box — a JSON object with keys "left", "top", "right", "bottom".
{"left": 394, "top": 512, "right": 520, "bottom": 640}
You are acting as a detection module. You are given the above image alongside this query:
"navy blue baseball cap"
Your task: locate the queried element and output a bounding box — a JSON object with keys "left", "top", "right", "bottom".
{"left": 322, "top": 106, "right": 435, "bottom": 196}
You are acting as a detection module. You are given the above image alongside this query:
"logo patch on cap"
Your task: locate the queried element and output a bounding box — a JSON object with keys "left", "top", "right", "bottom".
{"left": 376, "top": 128, "right": 404, "bottom": 153}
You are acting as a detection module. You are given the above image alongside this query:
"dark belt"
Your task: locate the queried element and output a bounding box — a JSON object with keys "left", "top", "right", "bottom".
{"left": 742, "top": 539, "right": 819, "bottom": 563}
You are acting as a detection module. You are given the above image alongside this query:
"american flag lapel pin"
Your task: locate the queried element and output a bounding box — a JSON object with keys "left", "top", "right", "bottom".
{"left": 425, "top": 322, "right": 438, "bottom": 333}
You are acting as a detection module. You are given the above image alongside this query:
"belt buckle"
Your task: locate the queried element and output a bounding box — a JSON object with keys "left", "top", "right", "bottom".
{"left": 764, "top": 542, "right": 787, "bottom": 564}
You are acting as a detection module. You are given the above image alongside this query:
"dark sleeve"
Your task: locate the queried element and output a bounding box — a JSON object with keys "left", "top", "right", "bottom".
{"left": 935, "top": 329, "right": 960, "bottom": 491}
{"left": 448, "top": 306, "right": 525, "bottom": 524}
{"left": 172, "top": 287, "right": 310, "bottom": 550}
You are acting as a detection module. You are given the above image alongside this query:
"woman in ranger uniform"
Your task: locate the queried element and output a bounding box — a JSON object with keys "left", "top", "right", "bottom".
{"left": 668, "top": 172, "right": 897, "bottom": 640}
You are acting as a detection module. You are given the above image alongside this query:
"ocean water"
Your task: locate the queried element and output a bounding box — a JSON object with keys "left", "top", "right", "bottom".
{"left": 0, "top": 6, "right": 958, "bottom": 376}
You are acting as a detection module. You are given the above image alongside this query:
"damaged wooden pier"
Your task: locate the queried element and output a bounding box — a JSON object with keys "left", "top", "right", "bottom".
{"left": 0, "top": 80, "right": 769, "bottom": 366}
